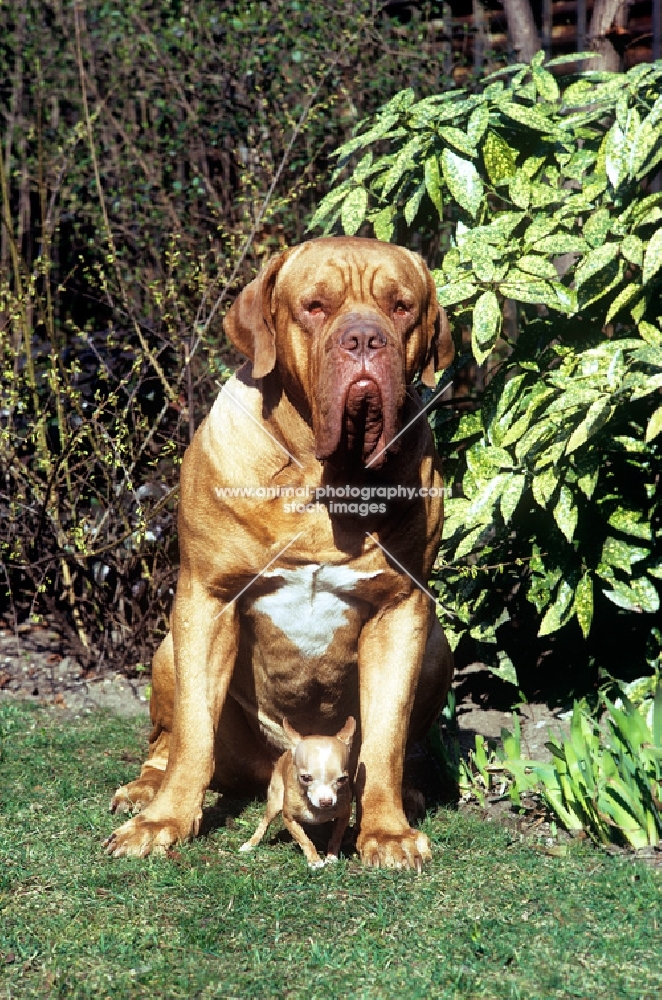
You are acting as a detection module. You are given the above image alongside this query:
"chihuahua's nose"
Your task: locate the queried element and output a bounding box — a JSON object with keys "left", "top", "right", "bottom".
{"left": 318, "top": 795, "right": 334, "bottom": 808}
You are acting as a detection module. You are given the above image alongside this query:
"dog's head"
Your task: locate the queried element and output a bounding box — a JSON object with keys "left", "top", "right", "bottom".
{"left": 282, "top": 716, "right": 355, "bottom": 811}
{"left": 224, "top": 236, "right": 453, "bottom": 470}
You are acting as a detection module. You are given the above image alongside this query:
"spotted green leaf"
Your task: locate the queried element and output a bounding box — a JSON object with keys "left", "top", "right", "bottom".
{"left": 601, "top": 537, "right": 649, "bottom": 575}
{"left": 642, "top": 228, "right": 662, "bottom": 285}
{"left": 509, "top": 172, "right": 531, "bottom": 209}
{"left": 441, "top": 149, "right": 483, "bottom": 218}
{"left": 532, "top": 66, "right": 560, "bottom": 102}
{"left": 334, "top": 112, "right": 401, "bottom": 162}
{"left": 482, "top": 131, "right": 516, "bottom": 185}
{"left": 583, "top": 208, "right": 611, "bottom": 249}
{"left": 605, "top": 283, "right": 641, "bottom": 323}
{"left": 424, "top": 156, "right": 443, "bottom": 217}
{"left": 620, "top": 235, "right": 644, "bottom": 268}
{"left": 608, "top": 507, "right": 652, "bottom": 542}
{"left": 435, "top": 279, "right": 479, "bottom": 308}
{"left": 499, "top": 278, "right": 558, "bottom": 307}
{"left": 404, "top": 182, "right": 426, "bottom": 226}
{"left": 439, "top": 127, "right": 476, "bottom": 158}
{"left": 471, "top": 290, "right": 501, "bottom": 363}
{"left": 309, "top": 180, "right": 352, "bottom": 230}
{"left": 533, "top": 234, "right": 588, "bottom": 255}
{"left": 517, "top": 255, "right": 559, "bottom": 280}
{"left": 645, "top": 405, "right": 662, "bottom": 443}
{"left": 467, "top": 104, "right": 489, "bottom": 145}
{"left": 532, "top": 468, "right": 558, "bottom": 508}
{"left": 500, "top": 103, "right": 558, "bottom": 134}
{"left": 565, "top": 399, "right": 613, "bottom": 454}
{"left": 603, "top": 577, "right": 660, "bottom": 614}
{"left": 539, "top": 580, "right": 575, "bottom": 636}
{"left": 380, "top": 137, "right": 422, "bottom": 198}
{"left": 605, "top": 122, "right": 626, "bottom": 189}
{"left": 454, "top": 524, "right": 488, "bottom": 560}
{"left": 638, "top": 321, "right": 662, "bottom": 346}
{"left": 574, "top": 243, "right": 620, "bottom": 292}
{"left": 340, "top": 186, "right": 368, "bottom": 236}
{"left": 574, "top": 573, "right": 593, "bottom": 639}
{"left": 500, "top": 474, "right": 526, "bottom": 524}
{"left": 554, "top": 485, "right": 578, "bottom": 542}
{"left": 372, "top": 205, "right": 395, "bottom": 242}
{"left": 629, "top": 116, "right": 657, "bottom": 178}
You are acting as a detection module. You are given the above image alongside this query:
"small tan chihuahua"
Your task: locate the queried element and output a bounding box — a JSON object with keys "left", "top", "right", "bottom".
{"left": 240, "top": 716, "right": 356, "bottom": 868}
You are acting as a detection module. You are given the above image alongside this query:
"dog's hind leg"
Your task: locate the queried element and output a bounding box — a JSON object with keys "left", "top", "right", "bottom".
{"left": 110, "top": 728, "right": 169, "bottom": 814}
{"left": 110, "top": 634, "right": 174, "bottom": 814}
{"left": 408, "top": 615, "right": 454, "bottom": 741}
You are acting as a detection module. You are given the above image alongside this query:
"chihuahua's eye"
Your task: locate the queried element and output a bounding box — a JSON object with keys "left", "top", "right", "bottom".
{"left": 305, "top": 301, "right": 324, "bottom": 317}
{"left": 336, "top": 775, "right": 348, "bottom": 786}
{"left": 300, "top": 773, "right": 313, "bottom": 784}
{"left": 394, "top": 301, "right": 410, "bottom": 317}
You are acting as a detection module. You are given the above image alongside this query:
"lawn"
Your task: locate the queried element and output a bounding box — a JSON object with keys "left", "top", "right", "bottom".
{"left": 0, "top": 701, "right": 659, "bottom": 999}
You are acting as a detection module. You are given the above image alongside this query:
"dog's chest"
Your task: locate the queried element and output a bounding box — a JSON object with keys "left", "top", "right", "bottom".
{"left": 248, "top": 563, "right": 379, "bottom": 659}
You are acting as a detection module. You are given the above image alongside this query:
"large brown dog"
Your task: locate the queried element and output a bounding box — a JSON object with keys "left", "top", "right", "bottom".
{"left": 106, "top": 236, "right": 454, "bottom": 870}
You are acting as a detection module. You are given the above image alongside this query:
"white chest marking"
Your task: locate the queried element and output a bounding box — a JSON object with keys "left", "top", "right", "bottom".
{"left": 253, "top": 564, "right": 379, "bottom": 658}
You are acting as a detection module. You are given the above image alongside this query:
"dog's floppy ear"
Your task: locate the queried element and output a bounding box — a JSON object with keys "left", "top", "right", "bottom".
{"left": 334, "top": 716, "right": 356, "bottom": 746}
{"left": 283, "top": 718, "right": 303, "bottom": 748}
{"left": 223, "top": 252, "right": 288, "bottom": 378}
{"left": 420, "top": 270, "right": 454, "bottom": 388}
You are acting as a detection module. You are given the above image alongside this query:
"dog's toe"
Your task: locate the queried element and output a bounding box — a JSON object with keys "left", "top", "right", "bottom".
{"left": 357, "top": 827, "right": 431, "bottom": 871}
{"left": 104, "top": 814, "right": 186, "bottom": 858}
{"left": 110, "top": 775, "right": 161, "bottom": 815}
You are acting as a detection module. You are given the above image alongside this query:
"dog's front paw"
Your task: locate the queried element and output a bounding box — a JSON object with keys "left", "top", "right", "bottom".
{"left": 104, "top": 810, "right": 200, "bottom": 858}
{"left": 356, "top": 827, "right": 431, "bottom": 872}
{"left": 110, "top": 775, "right": 161, "bottom": 815}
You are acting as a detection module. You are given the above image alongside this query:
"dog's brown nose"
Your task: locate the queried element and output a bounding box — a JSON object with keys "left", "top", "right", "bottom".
{"left": 318, "top": 795, "right": 334, "bottom": 808}
{"left": 338, "top": 322, "right": 387, "bottom": 356}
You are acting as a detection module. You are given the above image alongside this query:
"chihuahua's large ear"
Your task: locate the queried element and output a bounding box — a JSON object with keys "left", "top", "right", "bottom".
{"left": 335, "top": 716, "right": 356, "bottom": 746}
{"left": 282, "top": 718, "right": 303, "bottom": 748}
{"left": 420, "top": 270, "right": 454, "bottom": 389}
{"left": 223, "top": 251, "right": 288, "bottom": 379}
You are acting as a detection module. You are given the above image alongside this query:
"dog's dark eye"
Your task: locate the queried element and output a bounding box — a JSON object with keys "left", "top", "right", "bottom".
{"left": 305, "top": 301, "right": 324, "bottom": 317}
{"left": 300, "top": 773, "right": 313, "bottom": 784}
{"left": 394, "top": 301, "right": 410, "bottom": 317}
{"left": 336, "top": 775, "right": 348, "bottom": 786}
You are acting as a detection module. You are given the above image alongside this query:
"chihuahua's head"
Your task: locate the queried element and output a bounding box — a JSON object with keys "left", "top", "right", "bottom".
{"left": 282, "top": 717, "right": 356, "bottom": 810}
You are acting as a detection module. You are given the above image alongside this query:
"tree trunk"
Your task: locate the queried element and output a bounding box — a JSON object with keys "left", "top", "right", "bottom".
{"left": 588, "top": 0, "right": 627, "bottom": 71}
{"left": 501, "top": 0, "right": 540, "bottom": 62}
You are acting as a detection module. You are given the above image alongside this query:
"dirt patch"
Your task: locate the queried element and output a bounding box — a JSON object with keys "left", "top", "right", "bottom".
{"left": 453, "top": 661, "right": 570, "bottom": 761}
{"left": 0, "top": 623, "right": 149, "bottom": 717}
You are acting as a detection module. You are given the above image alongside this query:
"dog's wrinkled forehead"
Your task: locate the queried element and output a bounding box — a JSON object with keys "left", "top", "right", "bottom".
{"left": 276, "top": 241, "right": 425, "bottom": 311}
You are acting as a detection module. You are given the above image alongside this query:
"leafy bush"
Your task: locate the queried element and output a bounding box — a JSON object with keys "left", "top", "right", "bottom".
{"left": 311, "top": 54, "right": 662, "bottom": 690}
{"left": 501, "top": 679, "right": 662, "bottom": 850}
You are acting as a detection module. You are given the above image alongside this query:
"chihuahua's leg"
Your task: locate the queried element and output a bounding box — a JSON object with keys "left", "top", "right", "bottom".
{"left": 239, "top": 764, "right": 284, "bottom": 853}
{"left": 325, "top": 805, "right": 351, "bottom": 863}
{"left": 282, "top": 815, "right": 324, "bottom": 869}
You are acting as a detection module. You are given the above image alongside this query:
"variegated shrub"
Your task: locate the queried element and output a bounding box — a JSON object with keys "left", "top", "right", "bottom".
{"left": 311, "top": 54, "right": 662, "bottom": 687}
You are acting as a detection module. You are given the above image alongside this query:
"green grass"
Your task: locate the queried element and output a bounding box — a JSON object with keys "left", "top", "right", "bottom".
{"left": 0, "top": 702, "right": 660, "bottom": 999}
